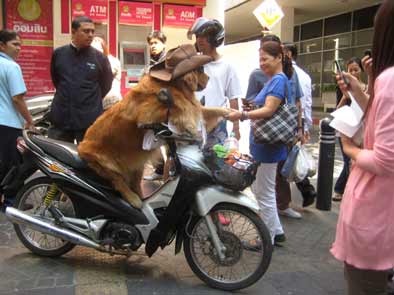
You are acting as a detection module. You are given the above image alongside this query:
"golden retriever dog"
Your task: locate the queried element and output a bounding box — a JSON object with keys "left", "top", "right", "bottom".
{"left": 78, "top": 44, "right": 231, "bottom": 208}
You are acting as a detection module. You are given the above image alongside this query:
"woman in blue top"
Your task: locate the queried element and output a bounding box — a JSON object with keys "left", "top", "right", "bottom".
{"left": 227, "top": 41, "right": 294, "bottom": 245}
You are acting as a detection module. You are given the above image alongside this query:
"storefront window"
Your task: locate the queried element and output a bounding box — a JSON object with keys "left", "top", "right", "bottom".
{"left": 352, "top": 5, "right": 380, "bottom": 31}
{"left": 300, "top": 38, "right": 322, "bottom": 53}
{"left": 300, "top": 20, "right": 323, "bottom": 41}
{"left": 295, "top": 4, "right": 377, "bottom": 107}
{"left": 323, "top": 33, "right": 351, "bottom": 51}
{"left": 352, "top": 28, "right": 373, "bottom": 46}
{"left": 294, "top": 26, "right": 300, "bottom": 42}
{"left": 298, "top": 52, "right": 322, "bottom": 98}
{"left": 324, "top": 13, "right": 351, "bottom": 36}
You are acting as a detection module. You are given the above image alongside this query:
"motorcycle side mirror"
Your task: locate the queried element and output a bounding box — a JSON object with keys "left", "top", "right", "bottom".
{"left": 157, "top": 88, "right": 174, "bottom": 109}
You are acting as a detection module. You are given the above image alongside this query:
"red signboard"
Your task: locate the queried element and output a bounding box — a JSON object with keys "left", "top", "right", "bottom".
{"left": 17, "top": 46, "right": 55, "bottom": 95}
{"left": 6, "top": 0, "right": 54, "bottom": 97}
{"left": 72, "top": 0, "right": 108, "bottom": 23}
{"left": 119, "top": 1, "right": 153, "bottom": 25}
{"left": 163, "top": 4, "right": 198, "bottom": 28}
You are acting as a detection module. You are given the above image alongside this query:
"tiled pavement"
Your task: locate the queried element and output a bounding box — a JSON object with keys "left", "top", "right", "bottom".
{"left": 0, "top": 126, "right": 349, "bottom": 295}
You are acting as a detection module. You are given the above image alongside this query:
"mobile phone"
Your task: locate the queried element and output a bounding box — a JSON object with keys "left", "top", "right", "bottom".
{"left": 241, "top": 98, "right": 250, "bottom": 106}
{"left": 334, "top": 60, "right": 350, "bottom": 85}
{"left": 364, "top": 49, "right": 372, "bottom": 58}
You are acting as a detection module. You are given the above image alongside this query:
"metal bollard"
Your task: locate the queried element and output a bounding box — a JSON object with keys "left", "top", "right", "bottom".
{"left": 316, "top": 117, "right": 336, "bottom": 211}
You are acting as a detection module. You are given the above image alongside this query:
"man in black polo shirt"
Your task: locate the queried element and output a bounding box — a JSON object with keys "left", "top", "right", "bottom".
{"left": 48, "top": 16, "right": 112, "bottom": 143}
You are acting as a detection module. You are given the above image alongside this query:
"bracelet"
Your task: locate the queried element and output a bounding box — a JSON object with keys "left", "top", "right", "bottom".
{"left": 240, "top": 111, "right": 249, "bottom": 121}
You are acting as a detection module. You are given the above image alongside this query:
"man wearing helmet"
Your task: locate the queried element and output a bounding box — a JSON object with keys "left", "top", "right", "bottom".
{"left": 187, "top": 17, "right": 242, "bottom": 148}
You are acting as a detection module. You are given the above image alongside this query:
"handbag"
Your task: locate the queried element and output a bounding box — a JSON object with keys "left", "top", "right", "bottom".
{"left": 252, "top": 81, "right": 298, "bottom": 145}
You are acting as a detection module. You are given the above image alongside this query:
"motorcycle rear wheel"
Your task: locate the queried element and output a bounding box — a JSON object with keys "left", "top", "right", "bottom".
{"left": 183, "top": 203, "right": 273, "bottom": 291}
{"left": 13, "top": 177, "right": 77, "bottom": 257}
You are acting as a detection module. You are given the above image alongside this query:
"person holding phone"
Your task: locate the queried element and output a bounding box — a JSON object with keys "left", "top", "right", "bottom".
{"left": 333, "top": 57, "right": 367, "bottom": 202}
{"left": 331, "top": 1, "right": 394, "bottom": 293}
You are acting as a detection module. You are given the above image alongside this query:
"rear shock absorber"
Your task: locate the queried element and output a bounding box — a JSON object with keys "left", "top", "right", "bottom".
{"left": 44, "top": 183, "right": 58, "bottom": 207}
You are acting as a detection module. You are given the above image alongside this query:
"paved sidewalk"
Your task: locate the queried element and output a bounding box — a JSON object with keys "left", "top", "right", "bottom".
{"left": 0, "top": 129, "right": 348, "bottom": 295}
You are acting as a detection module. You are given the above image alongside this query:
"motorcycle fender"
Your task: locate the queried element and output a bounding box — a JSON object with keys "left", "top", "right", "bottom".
{"left": 195, "top": 185, "right": 260, "bottom": 216}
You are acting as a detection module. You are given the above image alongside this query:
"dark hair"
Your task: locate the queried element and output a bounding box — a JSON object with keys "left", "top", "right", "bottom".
{"left": 72, "top": 16, "right": 93, "bottom": 30}
{"left": 261, "top": 34, "right": 281, "bottom": 45}
{"left": 372, "top": 0, "right": 394, "bottom": 81}
{"left": 283, "top": 42, "right": 298, "bottom": 61}
{"left": 0, "top": 29, "right": 20, "bottom": 44}
{"left": 365, "top": 0, "right": 394, "bottom": 114}
{"left": 147, "top": 30, "right": 167, "bottom": 44}
{"left": 261, "top": 41, "right": 293, "bottom": 79}
{"left": 346, "top": 57, "right": 363, "bottom": 72}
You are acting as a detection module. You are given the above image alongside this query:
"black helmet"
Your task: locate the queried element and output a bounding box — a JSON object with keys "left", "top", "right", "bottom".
{"left": 187, "top": 17, "right": 224, "bottom": 47}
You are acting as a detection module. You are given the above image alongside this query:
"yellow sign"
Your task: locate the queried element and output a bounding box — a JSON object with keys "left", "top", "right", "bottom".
{"left": 253, "top": 0, "right": 284, "bottom": 30}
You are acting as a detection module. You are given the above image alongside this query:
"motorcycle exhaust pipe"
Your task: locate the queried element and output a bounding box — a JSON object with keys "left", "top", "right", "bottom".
{"left": 5, "top": 207, "right": 101, "bottom": 250}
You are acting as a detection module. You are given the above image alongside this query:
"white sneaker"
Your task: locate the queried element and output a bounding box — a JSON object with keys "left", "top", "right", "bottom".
{"left": 279, "top": 208, "right": 302, "bottom": 219}
{"left": 143, "top": 172, "right": 163, "bottom": 181}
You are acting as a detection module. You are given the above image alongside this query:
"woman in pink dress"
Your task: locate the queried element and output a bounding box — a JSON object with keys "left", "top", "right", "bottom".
{"left": 331, "top": 1, "right": 394, "bottom": 294}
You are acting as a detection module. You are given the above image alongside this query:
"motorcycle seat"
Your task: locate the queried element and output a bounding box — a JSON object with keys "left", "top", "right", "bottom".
{"left": 30, "top": 135, "right": 88, "bottom": 170}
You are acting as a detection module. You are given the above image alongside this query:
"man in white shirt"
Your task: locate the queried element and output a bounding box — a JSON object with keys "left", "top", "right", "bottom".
{"left": 187, "top": 18, "right": 242, "bottom": 148}
{"left": 283, "top": 42, "right": 316, "bottom": 208}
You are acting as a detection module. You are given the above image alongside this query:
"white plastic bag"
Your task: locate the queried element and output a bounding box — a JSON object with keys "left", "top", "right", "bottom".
{"left": 291, "top": 145, "right": 316, "bottom": 182}
{"left": 302, "top": 146, "right": 316, "bottom": 177}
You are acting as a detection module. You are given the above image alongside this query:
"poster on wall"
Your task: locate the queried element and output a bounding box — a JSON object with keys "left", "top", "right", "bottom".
{"left": 163, "top": 4, "right": 198, "bottom": 28}
{"left": 119, "top": 1, "right": 153, "bottom": 25}
{"left": 72, "top": 0, "right": 108, "bottom": 23}
{"left": 6, "top": 0, "right": 54, "bottom": 97}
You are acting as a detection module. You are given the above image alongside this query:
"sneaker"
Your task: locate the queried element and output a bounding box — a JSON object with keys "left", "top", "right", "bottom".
{"left": 143, "top": 172, "right": 163, "bottom": 181}
{"left": 274, "top": 234, "right": 286, "bottom": 246}
{"left": 279, "top": 208, "right": 302, "bottom": 219}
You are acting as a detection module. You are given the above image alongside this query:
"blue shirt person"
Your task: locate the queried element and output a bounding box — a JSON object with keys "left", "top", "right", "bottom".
{"left": 249, "top": 73, "right": 292, "bottom": 163}
{"left": 0, "top": 29, "right": 33, "bottom": 207}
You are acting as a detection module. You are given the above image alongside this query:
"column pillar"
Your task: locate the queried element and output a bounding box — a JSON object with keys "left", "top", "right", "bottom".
{"left": 203, "top": 0, "right": 224, "bottom": 25}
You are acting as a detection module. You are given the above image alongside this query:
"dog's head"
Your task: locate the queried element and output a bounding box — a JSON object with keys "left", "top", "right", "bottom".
{"left": 176, "top": 66, "right": 209, "bottom": 94}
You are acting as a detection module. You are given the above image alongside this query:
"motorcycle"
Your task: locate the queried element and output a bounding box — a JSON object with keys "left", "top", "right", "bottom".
{"left": 26, "top": 93, "right": 53, "bottom": 135}
{"left": 2, "top": 94, "right": 273, "bottom": 291}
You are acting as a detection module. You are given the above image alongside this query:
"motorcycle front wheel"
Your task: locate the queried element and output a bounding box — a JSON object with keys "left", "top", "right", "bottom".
{"left": 13, "top": 176, "right": 77, "bottom": 257}
{"left": 183, "top": 203, "right": 273, "bottom": 291}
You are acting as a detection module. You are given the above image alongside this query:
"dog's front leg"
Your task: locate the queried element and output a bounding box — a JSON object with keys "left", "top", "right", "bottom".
{"left": 201, "top": 107, "right": 232, "bottom": 133}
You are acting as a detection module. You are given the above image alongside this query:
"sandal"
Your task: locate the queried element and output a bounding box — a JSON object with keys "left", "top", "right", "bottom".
{"left": 332, "top": 193, "right": 343, "bottom": 202}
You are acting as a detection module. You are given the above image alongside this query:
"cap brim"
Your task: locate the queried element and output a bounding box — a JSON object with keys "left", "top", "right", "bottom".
{"left": 149, "top": 60, "right": 172, "bottom": 81}
{"left": 172, "top": 54, "right": 213, "bottom": 80}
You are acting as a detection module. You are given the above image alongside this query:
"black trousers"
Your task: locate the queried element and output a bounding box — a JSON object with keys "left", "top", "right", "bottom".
{"left": 0, "top": 125, "right": 23, "bottom": 203}
{"left": 345, "top": 263, "right": 388, "bottom": 295}
{"left": 48, "top": 126, "right": 86, "bottom": 144}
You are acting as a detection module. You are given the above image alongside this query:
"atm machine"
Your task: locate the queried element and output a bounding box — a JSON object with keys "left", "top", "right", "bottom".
{"left": 120, "top": 41, "right": 150, "bottom": 95}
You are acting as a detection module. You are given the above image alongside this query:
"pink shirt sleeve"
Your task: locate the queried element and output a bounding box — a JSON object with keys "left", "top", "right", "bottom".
{"left": 355, "top": 68, "right": 394, "bottom": 176}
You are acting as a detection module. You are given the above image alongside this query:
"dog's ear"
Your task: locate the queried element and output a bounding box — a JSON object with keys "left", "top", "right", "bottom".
{"left": 181, "top": 71, "right": 199, "bottom": 92}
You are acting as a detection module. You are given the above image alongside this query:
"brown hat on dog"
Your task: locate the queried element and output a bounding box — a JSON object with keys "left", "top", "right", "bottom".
{"left": 149, "top": 44, "right": 213, "bottom": 81}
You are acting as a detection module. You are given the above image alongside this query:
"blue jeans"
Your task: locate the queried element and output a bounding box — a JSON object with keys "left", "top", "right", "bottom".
{"left": 204, "top": 120, "right": 228, "bottom": 150}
